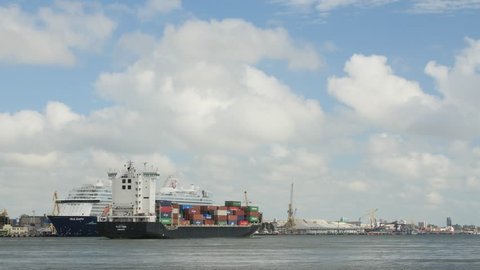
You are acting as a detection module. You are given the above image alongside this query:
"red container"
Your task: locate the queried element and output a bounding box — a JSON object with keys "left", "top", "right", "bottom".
{"left": 191, "top": 214, "right": 204, "bottom": 220}
{"left": 228, "top": 207, "right": 240, "bottom": 211}
{"left": 215, "top": 215, "right": 228, "bottom": 222}
{"left": 227, "top": 215, "right": 238, "bottom": 222}
{"left": 160, "top": 206, "right": 172, "bottom": 213}
{"left": 204, "top": 220, "right": 215, "bottom": 226}
{"left": 233, "top": 210, "right": 245, "bottom": 216}
{"left": 247, "top": 211, "right": 260, "bottom": 217}
{"left": 238, "top": 220, "right": 249, "bottom": 226}
{"left": 217, "top": 206, "right": 228, "bottom": 210}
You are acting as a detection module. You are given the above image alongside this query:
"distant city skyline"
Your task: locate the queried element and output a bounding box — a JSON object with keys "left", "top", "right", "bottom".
{"left": 0, "top": 0, "right": 480, "bottom": 225}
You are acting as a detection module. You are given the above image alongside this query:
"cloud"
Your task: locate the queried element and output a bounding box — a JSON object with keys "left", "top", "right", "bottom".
{"left": 368, "top": 133, "right": 453, "bottom": 182}
{"left": 275, "top": 0, "right": 480, "bottom": 16}
{"left": 329, "top": 38, "right": 480, "bottom": 140}
{"left": 0, "top": 110, "right": 44, "bottom": 144}
{"left": 327, "top": 54, "right": 440, "bottom": 130}
{"left": 45, "top": 101, "right": 83, "bottom": 130}
{"left": 137, "top": 0, "right": 182, "bottom": 19}
{"left": 425, "top": 38, "right": 480, "bottom": 112}
{"left": 0, "top": 152, "right": 59, "bottom": 170}
{"left": 113, "top": 31, "right": 159, "bottom": 68}
{"left": 274, "top": 0, "right": 397, "bottom": 16}
{"left": 156, "top": 19, "right": 322, "bottom": 70}
{"left": 0, "top": 1, "right": 116, "bottom": 65}
{"left": 409, "top": 0, "right": 480, "bottom": 13}
{"left": 346, "top": 180, "right": 368, "bottom": 192}
{"left": 96, "top": 19, "right": 324, "bottom": 153}
{"left": 426, "top": 191, "right": 444, "bottom": 206}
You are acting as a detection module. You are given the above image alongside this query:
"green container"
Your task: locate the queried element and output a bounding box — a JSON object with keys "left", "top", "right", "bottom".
{"left": 160, "top": 218, "right": 172, "bottom": 225}
{"left": 245, "top": 206, "right": 259, "bottom": 212}
{"left": 225, "top": 201, "right": 241, "bottom": 207}
{"left": 248, "top": 216, "right": 259, "bottom": 223}
{"left": 216, "top": 221, "right": 228, "bottom": 225}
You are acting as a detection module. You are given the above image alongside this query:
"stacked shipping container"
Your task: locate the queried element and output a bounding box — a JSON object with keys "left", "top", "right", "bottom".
{"left": 154, "top": 200, "right": 262, "bottom": 227}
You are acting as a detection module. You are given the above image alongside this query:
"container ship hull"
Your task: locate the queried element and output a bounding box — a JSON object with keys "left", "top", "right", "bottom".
{"left": 98, "top": 222, "right": 260, "bottom": 239}
{"left": 47, "top": 216, "right": 98, "bottom": 237}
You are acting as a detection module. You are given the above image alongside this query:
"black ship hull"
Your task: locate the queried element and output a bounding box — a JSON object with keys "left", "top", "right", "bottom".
{"left": 47, "top": 216, "right": 98, "bottom": 237}
{"left": 97, "top": 221, "right": 260, "bottom": 239}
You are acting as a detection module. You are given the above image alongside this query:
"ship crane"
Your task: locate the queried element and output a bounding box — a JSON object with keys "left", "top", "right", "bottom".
{"left": 244, "top": 191, "right": 251, "bottom": 207}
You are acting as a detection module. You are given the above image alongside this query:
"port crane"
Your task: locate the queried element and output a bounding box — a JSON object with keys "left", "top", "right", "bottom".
{"left": 284, "top": 183, "right": 296, "bottom": 231}
{"left": 359, "top": 208, "right": 378, "bottom": 229}
{"left": 49, "top": 191, "right": 60, "bottom": 235}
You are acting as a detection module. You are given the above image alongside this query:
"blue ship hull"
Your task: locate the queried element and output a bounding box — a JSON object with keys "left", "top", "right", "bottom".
{"left": 47, "top": 216, "right": 98, "bottom": 237}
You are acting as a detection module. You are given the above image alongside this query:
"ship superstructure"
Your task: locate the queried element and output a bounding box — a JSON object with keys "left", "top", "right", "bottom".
{"left": 106, "top": 161, "right": 159, "bottom": 223}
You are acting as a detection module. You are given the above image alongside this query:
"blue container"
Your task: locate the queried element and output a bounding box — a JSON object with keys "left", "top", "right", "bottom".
{"left": 227, "top": 221, "right": 236, "bottom": 226}
{"left": 157, "top": 200, "right": 172, "bottom": 206}
{"left": 191, "top": 220, "right": 203, "bottom": 225}
{"left": 237, "top": 215, "right": 245, "bottom": 221}
{"left": 203, "top": 214, "right": 212, "bottom": 220}
{"left": 181, "top": 205, "right": 192, "bottom": 210}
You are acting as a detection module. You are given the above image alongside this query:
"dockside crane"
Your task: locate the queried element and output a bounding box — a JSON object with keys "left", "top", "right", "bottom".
{"left": 359, "top": 208, "right": 378, "bottom": 229}
{"left": 50, "top": 191, "right": 60, "bottom": 235}
{"left": 284, "top": 183, "right": 296, "bottom": 232}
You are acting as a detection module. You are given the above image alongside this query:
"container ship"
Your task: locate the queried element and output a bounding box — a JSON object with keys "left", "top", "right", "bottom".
{"left": 48, "top": 167, "right": 214, "bottom": 237}
{"left": 97, "top": 162, "right": 261, "bottom": 239}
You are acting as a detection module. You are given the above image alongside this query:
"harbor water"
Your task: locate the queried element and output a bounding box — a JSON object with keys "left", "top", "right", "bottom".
{"left": 1, "top": 234, "right": 480, "bottom": 269}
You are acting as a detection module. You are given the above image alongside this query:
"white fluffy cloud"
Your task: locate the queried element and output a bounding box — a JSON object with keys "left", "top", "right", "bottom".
{"left": 0, "top": 110, "right": 44, "bottom": 144}
{"left": 425, "top": 38, "right": 480, "bottom": 112}
{"left": 96, "top": 19, "right": 324, "bottom": 153}
{"left": 368, "top": 133, "right": 453, "bottom": 181}
{"left": 0, "top": 1, "right": 116, "bottom": 65}
{"left": 328, "top": 54, "right": 440, "bottom": 130}
{"left": 329, "top": 39, "right": 480, "bottom": 140}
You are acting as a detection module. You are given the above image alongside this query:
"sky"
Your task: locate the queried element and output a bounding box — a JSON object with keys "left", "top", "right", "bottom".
{"left": 0, "top": 0, "right": 480, "bottom": 226}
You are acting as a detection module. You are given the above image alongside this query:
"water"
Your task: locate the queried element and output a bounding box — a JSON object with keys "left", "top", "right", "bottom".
{"left": 1, "top": 235, "right": 480, "bottom": 269}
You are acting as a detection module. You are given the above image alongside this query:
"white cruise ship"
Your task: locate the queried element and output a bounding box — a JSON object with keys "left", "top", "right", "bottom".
{"left": 157, "top": 175, "right": 214, "bottom": 206}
